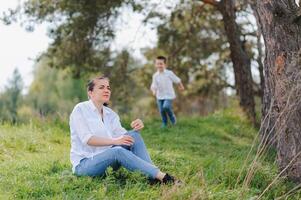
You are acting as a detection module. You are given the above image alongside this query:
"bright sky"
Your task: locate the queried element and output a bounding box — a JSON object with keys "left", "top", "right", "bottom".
{"left": 0, "top": 1, "right": 50, "bottom": 92}
{"left": 0, "top": 1, "right": 166, "bottom": 93}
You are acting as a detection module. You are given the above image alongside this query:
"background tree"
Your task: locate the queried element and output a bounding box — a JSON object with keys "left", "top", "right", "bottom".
{"left": 26, "top": 56, "right": 87, "bottom": 117}
{"left": 23, "top": 51, "right": 146, "bottom": 118}
{"left": 198, "top": 0, "right": 257, "bottom": 125}
{"left": 141, "top": 1, "right": 262, "bottom": 117}
{"left": 107, "top": 50, "right": 144, "bottom": 115}
{"left": 0, "top": 68, "right": 23, "bottom": 123}
{"left": 1, "top": 0, "right": 263, "bottom": 122}
{"left": 140, "top": 3, "right": 231, "bottom": 115}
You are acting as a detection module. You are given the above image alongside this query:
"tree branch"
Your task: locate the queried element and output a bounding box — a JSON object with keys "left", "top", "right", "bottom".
{"left": 199, "top": 0, "right": 219, "bottom": 7}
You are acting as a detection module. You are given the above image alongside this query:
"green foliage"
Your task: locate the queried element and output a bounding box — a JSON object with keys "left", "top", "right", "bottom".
{"left": 137, "top": 3, "right": 234, "bottom": 115}
{"left": 1, "top": 0, "right": 264, "bottom": 118}
{"left": 147, "top": 2, "right": 230, "bottom": 95}
{"left": 3, "top": 0, "right": 141, "bottom": 77}
{"left": 106, "top": 50, "right": 146, "bottom": 115}
{"left": 0, "top": 111, "right": 299, "bottom": 199}
{"left": 21, "top": 50, "right": 148, "bottom": 119}
{"left": 139, "top": 1, "right": 263, "bottom": 115}
{"left": 25, "top": 56, "right": 87, "bottom": 117}
{"left": 0, "top": 68, "right": 24, "bottom": 123}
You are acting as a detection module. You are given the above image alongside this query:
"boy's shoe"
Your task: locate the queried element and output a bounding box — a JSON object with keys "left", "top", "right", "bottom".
{"left": 161, "top": 124, "right": 168, "bottom": 129}
{"left": 171, "top": 116, "right": 177, "bottom": 125}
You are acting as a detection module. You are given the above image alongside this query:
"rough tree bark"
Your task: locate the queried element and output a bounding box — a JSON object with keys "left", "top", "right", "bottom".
{"left": 201, "top": 0, "right": 257, "bottom": 126}
{"left": 250, "top": 0, "right": 276, "bottom": 148}
{"left": 253, "top": 0, "right": 301, "bottom": 181}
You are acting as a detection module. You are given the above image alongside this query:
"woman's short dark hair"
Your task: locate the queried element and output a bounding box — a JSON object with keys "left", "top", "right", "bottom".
{"left": 86, "top": 76, "right": 109, "bottom": 106}
{"left": 86, "top": 76, "right": 109, "bottom": 92}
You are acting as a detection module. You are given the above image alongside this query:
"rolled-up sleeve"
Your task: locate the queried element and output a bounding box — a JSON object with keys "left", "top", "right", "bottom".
{"left": 169, "top": 71, "right": 181, "bottom": 83}
{"left": 70, "top": 107, "right": 94, "bottom": 144}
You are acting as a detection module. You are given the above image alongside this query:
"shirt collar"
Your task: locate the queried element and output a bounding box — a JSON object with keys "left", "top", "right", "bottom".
{"left": 88, "top": 100, "right": 110, "bottom": 114}
{"left": 88, "top": 99, "right": 98, "bottom": 111}
{"left": 103, "top": 106, "right": 110, "bottom": 115}
{"left": 158, "top": 69, "right": 166, "bottom": 73}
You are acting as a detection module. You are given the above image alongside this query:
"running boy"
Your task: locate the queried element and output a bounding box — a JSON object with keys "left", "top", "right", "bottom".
{"left": 150, "top": 56, "right": 184, "bottom": 127}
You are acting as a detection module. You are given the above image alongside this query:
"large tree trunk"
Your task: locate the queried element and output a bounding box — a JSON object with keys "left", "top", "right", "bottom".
{"left": 250, "top": 0, "right": 276, "bottom": 148}
{"left": 218, "top": 0, "right": 256, "bottom": 126}
{"left": 254, "top": 0, "right": 301, "bottom": 181}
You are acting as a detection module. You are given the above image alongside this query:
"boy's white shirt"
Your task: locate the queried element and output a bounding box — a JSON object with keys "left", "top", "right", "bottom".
{"left": 151, "top": 69, "right": 181, "bottom": 100}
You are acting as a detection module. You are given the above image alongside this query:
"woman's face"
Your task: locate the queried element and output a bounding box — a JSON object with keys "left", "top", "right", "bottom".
{"left": 88, "top": 79, "right": 111, "bottom": 104}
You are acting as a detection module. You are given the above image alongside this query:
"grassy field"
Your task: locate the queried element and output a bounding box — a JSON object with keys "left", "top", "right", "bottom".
{"left": 0, "top": 109, "right": 300, "bottom": 199}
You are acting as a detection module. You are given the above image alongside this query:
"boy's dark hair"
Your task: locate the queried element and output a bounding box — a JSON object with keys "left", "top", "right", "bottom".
{"left": 86, "top": 76, "right": 109, "bottom": 106}
{"left": 156, "top": 56, "right": 167, "bottom": 64}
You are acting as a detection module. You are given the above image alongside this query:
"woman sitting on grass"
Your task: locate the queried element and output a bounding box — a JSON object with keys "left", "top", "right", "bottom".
{"left": 69, "top": 76, "right": 179, "bottom": 184}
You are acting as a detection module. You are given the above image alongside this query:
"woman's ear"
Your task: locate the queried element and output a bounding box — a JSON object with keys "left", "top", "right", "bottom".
{"left": 87, "top": 90, "right": 92, "bottom": 99}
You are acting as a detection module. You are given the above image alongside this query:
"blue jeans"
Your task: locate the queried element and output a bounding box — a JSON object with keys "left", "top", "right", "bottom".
{"left": 157, "top": 99, "right": 176, "bottom": 126}
{"left": 74, "top": 130, "right": 159, "bottom": 179}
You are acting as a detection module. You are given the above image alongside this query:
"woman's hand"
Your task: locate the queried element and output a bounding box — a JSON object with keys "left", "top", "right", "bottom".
{"left": 113, "top": 135, "right": 134, "bottom": 146}
{"left": 130, "top": 119, "right": 144, "bottom": 131}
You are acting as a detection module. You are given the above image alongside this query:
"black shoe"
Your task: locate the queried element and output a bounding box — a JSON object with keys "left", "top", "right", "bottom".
{"left": 162, "top": 173, "right": 175, "bottom": 184}
{"left": 162, "top": 173, "right": 183, "bottom": 185}
{"left": 148, "top": 174, "right": 175, "bottom": 185}
{"left": 148, "top": 178, "right": 161, "bottom": 185}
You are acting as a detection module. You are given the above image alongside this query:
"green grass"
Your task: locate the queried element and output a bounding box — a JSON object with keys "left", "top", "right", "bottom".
{"left": 0, "top": 109, "right": 300, "bottom": 199}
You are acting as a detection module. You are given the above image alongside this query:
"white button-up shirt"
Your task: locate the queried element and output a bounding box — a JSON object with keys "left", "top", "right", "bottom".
{"left": 151, "top": 69, "right": 181, "bottom": 100}
{"left": 69, "top": 100, "right": 127, "bottom": 172}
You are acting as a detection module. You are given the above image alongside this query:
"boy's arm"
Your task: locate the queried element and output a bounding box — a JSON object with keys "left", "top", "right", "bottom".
{"left": 150, "top": 76, "right": 157, "bottom": 96}
{"left": 151, "top": 89, "right": 156, "bottom": 96}
{"left": 169, "top": 71, "right": 184, "bottom": 91}
{"left": 150, "top": 85, "right": 156, "bottom": 96}
{"left": 178, "top": 82, "right": 185, "bottom": 91}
